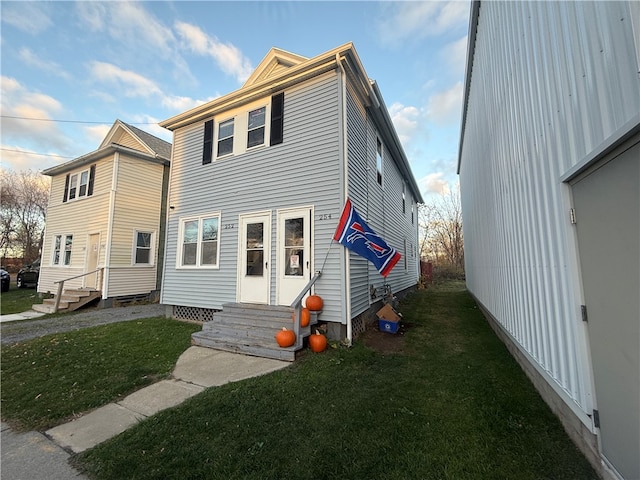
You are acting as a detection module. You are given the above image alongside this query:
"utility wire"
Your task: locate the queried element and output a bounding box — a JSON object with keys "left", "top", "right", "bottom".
{"left": 0, "top": 148, "right": 75, "bottom": 159}
{"left": 1, "top": 115, "right": 158, "bottom": 125}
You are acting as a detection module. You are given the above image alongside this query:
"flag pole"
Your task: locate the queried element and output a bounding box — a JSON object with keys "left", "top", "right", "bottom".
{"left": 319, "top": 238, "right": 335, "bottom": 273}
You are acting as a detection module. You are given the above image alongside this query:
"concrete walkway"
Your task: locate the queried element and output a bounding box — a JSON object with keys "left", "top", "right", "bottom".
{"left": 0, "top": 310, "right": 46, "bottom": 323}
{"left": 1, "top": 346, "right": 290, "bottom": 478}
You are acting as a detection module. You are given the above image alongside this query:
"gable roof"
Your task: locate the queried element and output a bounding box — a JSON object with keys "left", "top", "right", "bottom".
{"left": 159, "top": 42, "right": 423, "bottom": 203}
{"left": 242, "top": 47, "right": 309, "bottom": 88}
{"left": 43, "top": 119, "right": 171, "bottom": 176}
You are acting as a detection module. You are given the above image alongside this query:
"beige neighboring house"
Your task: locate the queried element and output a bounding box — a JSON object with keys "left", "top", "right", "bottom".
{"left": 34, "top": 120, "right": 171, "bottom": 313}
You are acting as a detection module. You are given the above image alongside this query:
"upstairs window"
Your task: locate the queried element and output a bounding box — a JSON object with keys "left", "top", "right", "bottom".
{"left": 202, "top": 93, "right": 284, "bottom": 163}
{"left": 402, "top": 182, "right": 406, "bottom": 214}
{"left": 376, "top": 138, "right": 383, "bottom": 186}
{"left": 247, "top": 106, "right": 266, "bottom": 148}
{"left": 63, "top": 165, "right": 95, "bottom": 202}
{"left": 217, "top": 119, "right": 234, "bottom": 157}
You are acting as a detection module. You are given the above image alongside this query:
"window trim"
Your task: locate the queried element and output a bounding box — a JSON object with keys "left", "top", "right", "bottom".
{"left": 133, "top": 230, "right": 155, "bottom": 266}
{"left": 177, "top": 213, "right": 221, "bottom": 269}
{"left": 63, "top": 165, "right": 95, "bottom": 202}
{"left": 247, "top": 105, "right": 267, "bottom": 149}
{"left": 216, "top": 118, "right": 235, "bottom": 158}
{"left": 52, "top": 234, "right": 73, "bottom": 266}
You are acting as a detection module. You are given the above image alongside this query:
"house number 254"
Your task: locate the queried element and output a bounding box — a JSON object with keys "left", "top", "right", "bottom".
{"left": 318, "top": 214, "right": 332, "bottom": 221}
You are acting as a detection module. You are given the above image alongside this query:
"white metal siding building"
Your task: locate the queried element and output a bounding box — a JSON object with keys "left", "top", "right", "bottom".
{"left": 458, "top": 2, "right": 639, "bottom": 479}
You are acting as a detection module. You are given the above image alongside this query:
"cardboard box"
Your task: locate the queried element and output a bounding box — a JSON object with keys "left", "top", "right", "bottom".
{"left": 377, "top": 304, "right": 401, "bottom": 334}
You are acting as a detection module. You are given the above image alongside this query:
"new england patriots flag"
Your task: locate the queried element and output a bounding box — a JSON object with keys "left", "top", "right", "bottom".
{"left": 333, "top": 198, "right": 401, "bottom": 277}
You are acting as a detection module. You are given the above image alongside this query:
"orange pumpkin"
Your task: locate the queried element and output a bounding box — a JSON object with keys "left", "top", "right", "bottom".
{"left": 275, "top": 327, "right": 296, "bottom": 348}
{"left": 309, "top": 330, "right": 327, "bottom": 353}
{"left": 305, "top": 294, "right": 323, "bottom": 311}
{"left": 291, "top": 308, "right": 311, "bottom": 328}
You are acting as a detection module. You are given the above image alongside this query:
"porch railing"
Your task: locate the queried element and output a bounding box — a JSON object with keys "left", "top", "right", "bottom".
{"left": 52, "top": 268, "right": 104, "bottom": 313}
{"left": 290, "top": 271, "right": 322, "bottom": 348}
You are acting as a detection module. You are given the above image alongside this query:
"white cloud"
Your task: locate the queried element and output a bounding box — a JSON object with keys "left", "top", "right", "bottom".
{"left": 389, "top": 102, "right": 421, "bottom": 144}
{"left": 19, "top": 48, "right": 71, "bottom": 80}
{"left": 174, "top": 21, "right": 254, "bottom": 83}
{"left": 426, "top": 81, "right": 464, "bottom": 125}
{"left": 444, "top": 36, "right": 469, "bottom": 76}
{"left": 1, "top": 2, "right": 53, "bottom": 34}
{"left": 377, "top": 1, "right": 470, "bottom": 44}
{"left": 75, "top": 1, "right": 106, "bottom": 31}
{"left": 421, "top": 172, "right": 450, "bottom": 195}
{"left": 89, "top": 62, "right": 163, "bottom": 98}
{"left": 0, "top": 144, "right": 65, "bottom": 172}
{"left": 83, "top": 124, "right": 113, "bottom": 148}
{"left": 161, "top": 94, "right": 216, "bottom": 112}
{"left": 0, "top": 76, "right": 69, "bottom": 152}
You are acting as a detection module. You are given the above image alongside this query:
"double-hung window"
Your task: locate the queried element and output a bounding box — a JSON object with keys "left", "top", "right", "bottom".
{"left": 179, "top": 214, "right": 220, "bottom": 268}
{"left": 376, "top": 138, "right": 383, "bottom": 185}
{"left": 247, "top": 106, "right": 266, "bottom": 148}
{"left": 217, "top": 119, "right": 234, "bottom": 157}
{"left": 53, "top": 234, "right": 73, "bottom": 266}
{"left": 63, "top": 165, "right": 95, "bottom": 202}
{"left": 134, "top": 231, "right": 153, "bottom": 265}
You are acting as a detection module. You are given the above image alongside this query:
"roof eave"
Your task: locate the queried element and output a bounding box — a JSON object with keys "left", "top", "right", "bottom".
{"left": 457, "top": 1, "right": 481, "bottom": 175}
{"left": 160, "top": 42, "right": 356, "bottom": 131}
{"left": 42, "top": 144, "right": 169, "bottom": 176}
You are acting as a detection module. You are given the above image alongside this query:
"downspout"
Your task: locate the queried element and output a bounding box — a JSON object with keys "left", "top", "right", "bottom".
{"left": 337, "top": 53, "right": 353, "bottom": 346}
{"left": 103, "top": 151, "right": 120, "bottom": 299}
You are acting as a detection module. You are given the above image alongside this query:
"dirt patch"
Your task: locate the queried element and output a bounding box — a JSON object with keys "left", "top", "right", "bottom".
{"left": 358, "top": 320, "right": 411, "bottom": 354}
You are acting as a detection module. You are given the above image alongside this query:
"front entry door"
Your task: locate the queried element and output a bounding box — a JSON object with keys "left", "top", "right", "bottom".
{"left": 239, "top": 212, "right": 271, "bottom": 304}
{"left": 85, "top": 233, "right": 100, "bottom": 289}
{"left": 277, "top": 208, "right": 311, "bottom": 306}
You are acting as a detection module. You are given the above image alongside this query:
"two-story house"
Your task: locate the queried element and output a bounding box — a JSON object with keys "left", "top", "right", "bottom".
{"left": 34, "top": 120, "right": 171, "bottom": 312}
{"left": 159, "top": 43, "right": 423, "bottom": 360}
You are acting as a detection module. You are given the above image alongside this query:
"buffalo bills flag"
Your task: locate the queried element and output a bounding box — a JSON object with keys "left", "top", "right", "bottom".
{"left": 333, "top": 198, "right": 401, "bottom": 277}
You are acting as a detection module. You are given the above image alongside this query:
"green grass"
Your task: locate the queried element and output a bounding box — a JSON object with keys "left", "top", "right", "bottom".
{"left": 0, "top": 286, "right": 43, "bottom": 315}
{"left": 74, "top": 283, "right": 599, "bottom": 480}
{"left": 0, "top": 318, "right": 201, "bottom": 431}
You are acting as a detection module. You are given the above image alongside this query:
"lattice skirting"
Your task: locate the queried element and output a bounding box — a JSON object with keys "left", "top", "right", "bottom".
{"left": 173, "top": 305, "right": 219, "bottom": 323}
{"left": 351, "top": 314, "right": 366, "bottom": 338}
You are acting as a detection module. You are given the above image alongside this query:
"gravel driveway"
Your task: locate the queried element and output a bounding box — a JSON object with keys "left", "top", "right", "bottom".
{"left": 1, "top": 304, "right": 167, "bottom": 345}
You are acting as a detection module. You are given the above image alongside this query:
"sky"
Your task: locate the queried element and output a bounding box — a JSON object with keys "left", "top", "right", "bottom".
{"left": 0, "top": 0, "right": 471, "bottom": 202}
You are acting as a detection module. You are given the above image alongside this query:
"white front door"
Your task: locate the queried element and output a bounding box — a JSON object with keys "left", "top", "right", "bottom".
{"left": 277, "top": 207, "right": 312, "bottom": 306}
{"left": 85, "top": 233, "right": 100, "bottom": 289}
{"left": 238, "top": 212, "right": 271, "bottom": 304}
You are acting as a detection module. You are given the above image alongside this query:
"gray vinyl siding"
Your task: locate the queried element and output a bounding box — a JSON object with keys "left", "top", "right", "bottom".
{"left": 162, "top": 72, "right": 346, "bottom": 324}
{"left": 346, "top": 86, "right": 420, "bottom": 318}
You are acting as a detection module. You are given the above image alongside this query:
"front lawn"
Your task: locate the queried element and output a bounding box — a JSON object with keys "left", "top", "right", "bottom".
{"left": 0, "top": 317, "right": 200, "bottom": 431}
{"left": 0, "top": 286, "right": 43, "bottom": 315}
{"left": 73, "top": 283, "right": 599, "bottom": 480}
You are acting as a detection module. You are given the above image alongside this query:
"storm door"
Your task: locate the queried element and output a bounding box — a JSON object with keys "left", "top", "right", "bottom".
{"left": 238, "top": 212, "right": 271, "bottom": 304}
{"left": 277, "top": 208, "right": 311, "bottom": 306}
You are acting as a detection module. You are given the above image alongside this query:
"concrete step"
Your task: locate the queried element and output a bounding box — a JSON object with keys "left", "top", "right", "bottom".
{"left": 32, "top": 303, "right": 64, "bottom": 314}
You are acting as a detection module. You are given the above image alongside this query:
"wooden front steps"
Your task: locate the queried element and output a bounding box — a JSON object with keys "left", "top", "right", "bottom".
{"left": 191, "top": 303, "right": 319, "bottom": 362}
{"left": 32, "top": 288, "right": 102, "bottom": 314}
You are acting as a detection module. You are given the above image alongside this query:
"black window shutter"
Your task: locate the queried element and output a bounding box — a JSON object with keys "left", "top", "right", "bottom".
{"left": 203, "top": 119, "right": 214, "bottom": 164}
{"left": 270, "top": 92, "right": 284, "bottom": 146}
{"left": 63, "top": 174, "right": 70, "bottom": 202}
{"left": 88, "top": 165, "right": 96, "bottom": 196}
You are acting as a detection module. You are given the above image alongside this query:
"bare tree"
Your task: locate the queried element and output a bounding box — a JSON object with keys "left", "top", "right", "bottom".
{"left": 418, "top": 185, "right": 464, "bottom": 271}
{"left": 0, "top": 169, "right": 50, "bottom": 262}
